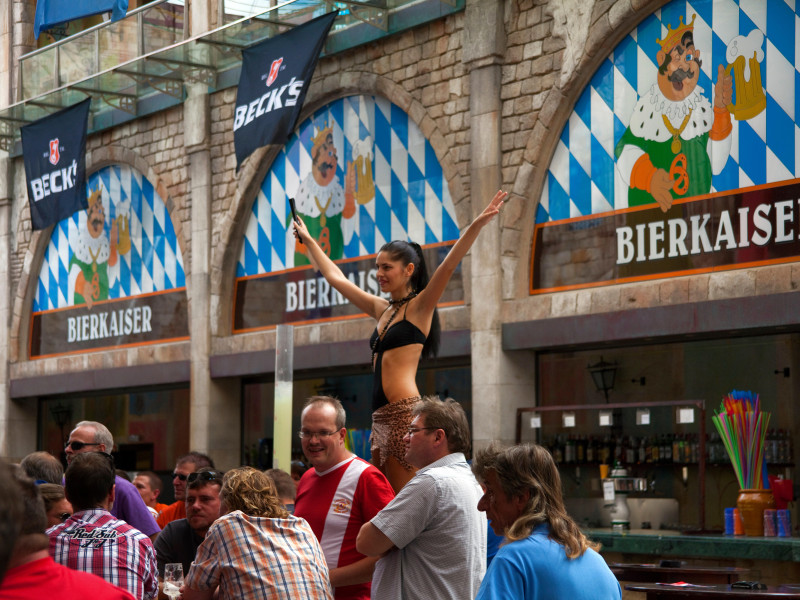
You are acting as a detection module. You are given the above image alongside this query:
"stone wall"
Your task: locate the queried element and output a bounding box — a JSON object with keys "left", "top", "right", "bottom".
{"left": 5, "top": 0, "right": 797, "bottom": 445}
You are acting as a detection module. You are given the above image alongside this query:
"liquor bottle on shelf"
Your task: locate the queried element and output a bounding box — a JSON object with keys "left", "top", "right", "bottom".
{"left": 553, "top": 435, "right": 564, "bottom": 464}
{"left": 638, "top": 436, "right": 647, "bottom": 465}
{"left": 585, "top": 436, "right": 595, "bottom": 463}
{"left": 600, "top": 434, "right": 611, "bottom": 465}
{"left": 649, "top": 436, "right": 659, "bottom": 464}
{"left": 625, "top": 436, "right": 636, "bottom": 465}
{"left": 564, "top": 435, "right": 575, "bottom": 464}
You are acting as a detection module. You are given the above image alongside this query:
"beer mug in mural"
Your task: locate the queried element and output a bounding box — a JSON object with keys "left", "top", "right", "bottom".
{"left": 349, "top": 138, "right": 375, "bottom": 205}
{"left": 116, "top": 213, "right": 131, "bottom": 255}
{"left": 724, "top": 30, "right": 767, "bottom": 121}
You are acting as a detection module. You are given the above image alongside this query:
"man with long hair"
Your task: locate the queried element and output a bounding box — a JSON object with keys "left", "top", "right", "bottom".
{"left": 472, "top": 443, "right": 621, "bottom": 600}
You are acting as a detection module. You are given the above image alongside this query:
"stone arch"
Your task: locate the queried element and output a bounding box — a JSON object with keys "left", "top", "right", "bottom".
{"left": 10, "top": 147, "right": 187, "bottom": 362}
{"left": 210, "top": 72, "right": 469, "bottom": 338}
{"left": 507, "top": 0, "right": 669, "bottom": 299}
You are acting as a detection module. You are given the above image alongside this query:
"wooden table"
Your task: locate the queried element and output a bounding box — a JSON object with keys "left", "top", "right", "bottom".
{"left": 611, "top": 563, "right": 748, "bottom": 584}
{"left": 625, "top": 583, "right": 800, "bottom": 599}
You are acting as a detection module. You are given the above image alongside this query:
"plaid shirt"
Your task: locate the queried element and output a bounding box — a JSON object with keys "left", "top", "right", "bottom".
{"left": 48, "top": 508, "right": 158, "bottom": 600}
{"left": 186, "top": 510, "right": 333, "bottom": 600}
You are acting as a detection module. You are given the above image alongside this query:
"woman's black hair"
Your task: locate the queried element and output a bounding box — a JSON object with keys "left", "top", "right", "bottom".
{"left": 379, "top": 240, "right": 440, "bottom": 358}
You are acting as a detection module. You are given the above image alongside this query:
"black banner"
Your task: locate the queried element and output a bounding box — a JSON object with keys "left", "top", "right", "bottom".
{"left": 21, "top": 98, "right": 90, "bottom": 231}
{"left": 234, "top": 244, "right": 463, "bottom": 332}
{"left": 530, "top": 181, "right": 800, "bottom": 293}
{"left": 30, "top": 289, "right": 189, "bottom": 358}
{"left": 233, "top": 11, "right": 337, "bottom": 168}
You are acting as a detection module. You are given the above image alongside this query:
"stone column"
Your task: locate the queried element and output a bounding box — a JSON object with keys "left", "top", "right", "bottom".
{"left": 0, "top": 155, "right": 24, "bottom": 460}
{"left": 186, "top": 1, "right": 240, "bottom": 469}
{"left": 464, "top": 0, "right": 535, "bottom": 449}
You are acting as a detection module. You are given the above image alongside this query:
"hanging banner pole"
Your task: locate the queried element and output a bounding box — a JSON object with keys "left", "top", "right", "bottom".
{"left": 274, "top": 324, "right": 294, "bottom": 470}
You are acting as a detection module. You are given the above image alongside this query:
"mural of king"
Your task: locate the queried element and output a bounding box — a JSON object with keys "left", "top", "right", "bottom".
{"left": 68, "top": 187, "right": 131, "bottom": 309}
{"left": 615, "top": 14, "right": 734, "bottom": 212}
{"left": 292, "top": 122, "right": 374, "bottom": 266}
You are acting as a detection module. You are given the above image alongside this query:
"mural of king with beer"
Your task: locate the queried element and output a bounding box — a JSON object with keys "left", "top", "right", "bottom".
{"left": 292, "top": 121, "right": 375, "bottom": 266}
{"left": 615, "top": 14, "right": 736, "bottom": 212}
{"left": 68, "top": 186, "right": 131, "bottom": 309}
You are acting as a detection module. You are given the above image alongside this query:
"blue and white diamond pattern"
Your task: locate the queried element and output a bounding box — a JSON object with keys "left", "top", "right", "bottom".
{"left": 539, "top": 0, "right": 800, "bottom": 224}
{"left": 237, "top": 95, "right": 459, "bottom": 277}
{"left": 32, "top": 165, "right": 186, "bottom": 313}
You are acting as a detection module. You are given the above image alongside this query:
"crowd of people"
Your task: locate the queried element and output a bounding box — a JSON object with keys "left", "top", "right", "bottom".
{"left": 0, "top": 397, "right": 622, "bottom": 600}
{"left": 0, "top": 194, "right": 622, "bottom": 598}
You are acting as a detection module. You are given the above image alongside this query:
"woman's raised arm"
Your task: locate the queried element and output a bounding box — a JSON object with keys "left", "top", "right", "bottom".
{"left": 293, "top": 216, "right": 386, "bottom": 319}
{"left": 417, "top": 190, "right": 507, "bottom": 310}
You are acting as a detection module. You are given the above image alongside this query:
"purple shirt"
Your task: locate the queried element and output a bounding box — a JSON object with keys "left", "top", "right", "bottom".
{"left": 112, "top": 475, "right": 161, "bottom": 537}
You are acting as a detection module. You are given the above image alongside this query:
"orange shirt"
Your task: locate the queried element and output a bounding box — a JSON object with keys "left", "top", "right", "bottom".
{"left": 156, "top": 501, "right": 186, "bottom": 529}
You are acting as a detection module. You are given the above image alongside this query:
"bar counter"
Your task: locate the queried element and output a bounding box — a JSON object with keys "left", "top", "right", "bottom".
{"left": 585, "top": 529, "right": 800, "bottom": 562}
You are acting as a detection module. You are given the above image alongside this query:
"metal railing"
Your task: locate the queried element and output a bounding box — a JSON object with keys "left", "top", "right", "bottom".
{"left": 20, "top": 1, "right": 187, "bottom": 101}
{"left": 2, "top": 0, "right": 461, "bottom": 152}
{"left": 16, "top": 0, "right": 396, "bottom": 102}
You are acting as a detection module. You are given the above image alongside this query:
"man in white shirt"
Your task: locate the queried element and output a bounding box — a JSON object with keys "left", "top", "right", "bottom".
{"left": 356, "top": 396, "right": 487, "bottom": 600}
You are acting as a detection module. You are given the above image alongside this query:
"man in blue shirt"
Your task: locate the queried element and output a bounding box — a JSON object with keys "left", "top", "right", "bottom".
{"left": 473, "top": 443, "right": 621, "bottom": 600}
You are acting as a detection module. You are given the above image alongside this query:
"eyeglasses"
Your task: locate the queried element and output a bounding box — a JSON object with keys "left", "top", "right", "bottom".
{"left": 187, "top": 471, "right": 224, "bottom": 484}
{"left": 65, "top": 440, "right": 102, "bottom": 451}
{"left": 298, "top": 430, "right": 341, "bottom": 440}
{"left": 406, "top": 426, "right": 440, "bottom": 436}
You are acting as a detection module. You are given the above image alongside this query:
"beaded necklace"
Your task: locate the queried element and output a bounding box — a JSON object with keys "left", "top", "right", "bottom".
{"left": 371, "top": 291, "right": 418, "bottom": 366}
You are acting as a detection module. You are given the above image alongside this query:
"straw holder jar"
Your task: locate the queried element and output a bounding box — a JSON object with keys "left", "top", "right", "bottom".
{"left": 737, "top": 489, "right": 776, "bottom": 536}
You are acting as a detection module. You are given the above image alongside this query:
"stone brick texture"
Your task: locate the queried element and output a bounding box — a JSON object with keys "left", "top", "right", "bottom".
{"left": 7, "top": 0, "right": 795, "bottom": 374}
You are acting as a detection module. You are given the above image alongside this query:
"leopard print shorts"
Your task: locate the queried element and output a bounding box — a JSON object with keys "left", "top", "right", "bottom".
{"left": 370, "top": 396, "right": 421, "bottom": 471}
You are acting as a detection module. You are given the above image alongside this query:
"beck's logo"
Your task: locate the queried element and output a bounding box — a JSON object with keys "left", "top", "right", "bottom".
{"left": 267, "top": 58, "right": 283, "bottom": 87}
{"left": 49, "top": 138, "right": 60, "bottom": 166}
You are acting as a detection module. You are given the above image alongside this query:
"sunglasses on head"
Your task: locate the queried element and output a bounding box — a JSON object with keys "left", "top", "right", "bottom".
{"left": 187, "top": 471, "right": 223, "bottom": 484}
{"left": 65, "top": 440, "right": 102, "bottom": 451}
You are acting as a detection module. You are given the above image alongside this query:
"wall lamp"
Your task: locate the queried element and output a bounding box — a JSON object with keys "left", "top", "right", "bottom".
{"left": 588, "top": 356, "right": 618, "bottom": 402}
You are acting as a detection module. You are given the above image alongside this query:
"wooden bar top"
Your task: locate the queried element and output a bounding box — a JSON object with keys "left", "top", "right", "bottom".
{"left": 610, "top": 563, "right": 748, "bottom": 584}
{"left": 625, "top": 583, "right": 800, "bottom": 599}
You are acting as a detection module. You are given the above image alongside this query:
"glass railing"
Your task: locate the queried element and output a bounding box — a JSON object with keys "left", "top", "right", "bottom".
{"left": 4, "top": 0, "right": 462, "bottom": 152}
{"left": 20, "top": 0, "right": 186, "bottom": 100}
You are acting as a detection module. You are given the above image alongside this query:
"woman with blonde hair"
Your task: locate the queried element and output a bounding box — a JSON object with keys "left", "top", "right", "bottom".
{"left": 294, "top": 190, "right": 507, "bottom": 492}
{"left": 183, "top": 467, "right": 332, "bottom": 600}
{"left": 472, "top": 443, "right": 621, "bottom": 600}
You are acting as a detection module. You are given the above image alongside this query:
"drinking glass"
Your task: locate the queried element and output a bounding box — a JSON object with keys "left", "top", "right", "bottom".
{"left": 163, "top": 563, "right": 184, "bottom": 599}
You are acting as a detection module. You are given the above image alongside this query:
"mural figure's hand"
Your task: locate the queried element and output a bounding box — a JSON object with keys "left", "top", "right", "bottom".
{"left": 650, "top": 169, "right": 674, "bottom": 212}
{"left": 76, "top": 272, "right": 94, "bottom": 309}
{"left": 715, "top": 64, "right": 733, "bottom": 109}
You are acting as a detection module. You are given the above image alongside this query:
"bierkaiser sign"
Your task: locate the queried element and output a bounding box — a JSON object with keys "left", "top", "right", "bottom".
{"left": 530, "top": 181, "right": 800, "bottom": 294}
{"left": 30, "top": 289, "right": 189, "bottom": 358}
{"left": 233, "top": 11, "right": 337, "bottom": 169}
{"left": 234, "top": 243, "right": 463, "bottom": 331}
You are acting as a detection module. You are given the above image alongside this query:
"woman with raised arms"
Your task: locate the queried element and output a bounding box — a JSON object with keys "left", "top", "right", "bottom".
{"left": 293, "top": 189, "right": 507, "bottom": 492}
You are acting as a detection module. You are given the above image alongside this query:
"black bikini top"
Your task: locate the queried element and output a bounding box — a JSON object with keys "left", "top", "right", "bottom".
{"left": 370, "top": 300, "right": 427, "bottom": 354}
{"left": 370, "top": 319, "right": 427, "bottom": 353}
